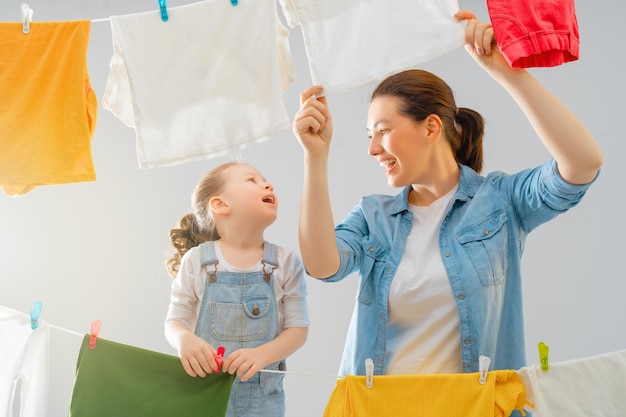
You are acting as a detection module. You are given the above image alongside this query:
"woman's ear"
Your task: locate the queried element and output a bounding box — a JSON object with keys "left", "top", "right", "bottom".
{"left": 209, "top": 196, "right": 230, "bottom": 215}
{"left": 425, "top": 114, "right": 443, "bottom": 142}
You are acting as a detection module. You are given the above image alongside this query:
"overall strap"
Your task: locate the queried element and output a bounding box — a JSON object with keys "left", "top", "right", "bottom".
{"left": 200, "top": 241, "right": 219, "bottom": 282}
{"left": 262, "top": 241, "right": 279, "bottom": 266}
{"left": 199, "top": 241, "right": 218, "bottom": 266}
{"left": 261, "top": 241, "right": 279, "bottom": 281}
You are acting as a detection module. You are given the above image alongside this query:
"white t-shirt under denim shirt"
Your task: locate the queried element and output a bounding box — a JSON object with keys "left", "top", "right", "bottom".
{"left": 386, "top": 184, "right": 461, "bottom": 375}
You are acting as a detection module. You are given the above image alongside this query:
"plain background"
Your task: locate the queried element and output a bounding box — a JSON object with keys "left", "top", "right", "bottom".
{"left": 1, "top": 1, "right": 624, "bottom": 416}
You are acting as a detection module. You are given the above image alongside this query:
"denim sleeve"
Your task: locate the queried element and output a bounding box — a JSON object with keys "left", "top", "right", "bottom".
{"left": 496, "top": 158, "right": 599, "bottom": 233}
{"left": 321, "top": 202, "right": 368, "bottom": 283}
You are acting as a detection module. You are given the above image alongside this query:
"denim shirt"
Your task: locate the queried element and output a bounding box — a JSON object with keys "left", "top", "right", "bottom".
{"left": 323, "top": 159, "right": 596, "bottom": 377}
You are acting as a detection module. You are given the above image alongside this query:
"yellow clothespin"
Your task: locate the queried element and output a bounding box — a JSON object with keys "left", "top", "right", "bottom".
{"left": 538, "top": 342, "right": 549, "bottom": 372}
{"left": 21, "top": 4, "right": 33, "bottom": 34}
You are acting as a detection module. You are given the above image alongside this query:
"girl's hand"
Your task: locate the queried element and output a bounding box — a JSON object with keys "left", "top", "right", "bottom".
{"left": 222, "top": 347, "right": 270, "bottom": 382}
{"left": 177, "top": 332, "right": 218, "bottom": 377}
{"left": 293, "top": 85, "right": 334, "bottom": 158}
{"left": 454, "top": 10, "right": 514, "bottom": 77}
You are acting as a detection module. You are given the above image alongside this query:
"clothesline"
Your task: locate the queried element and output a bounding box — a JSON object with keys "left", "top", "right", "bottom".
{"left": 30, "top": 311, "right": 340, "bottom": 379}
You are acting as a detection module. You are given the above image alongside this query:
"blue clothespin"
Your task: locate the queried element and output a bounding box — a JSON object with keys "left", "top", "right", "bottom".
{"left": 231, "top": 0, "right": 238, "bottom": 5}
{"left": 30, "top": 301, "right": 42, "bottom": 329}
{"left": 158, "top": 0, "right": 168, "bottom": 22}
{"left": 538, "top": 342, "right": 549, "bottom": 372}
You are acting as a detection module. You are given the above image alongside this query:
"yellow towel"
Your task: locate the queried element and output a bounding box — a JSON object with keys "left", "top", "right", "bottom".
{"left": 324, "top": 370, "right": 528, "bottom": 417}
{"left": 0, "top": 20, "right": 97, "bottom": 196}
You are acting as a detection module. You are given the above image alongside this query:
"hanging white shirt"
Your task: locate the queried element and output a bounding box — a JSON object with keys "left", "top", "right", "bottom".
{"left": 517, "top": 349, "right": 626, "bottom": 416}
{"left": 103, "top": 0, "right": 295, "bottom": 168}
{"left": 279, "top": 0, "right": 465, "bottom": 95}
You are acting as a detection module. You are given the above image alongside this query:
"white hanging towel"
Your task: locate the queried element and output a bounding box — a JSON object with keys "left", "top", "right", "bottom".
{"left": 103, "top": 0, "right": 295, "bottom": 168}
{"left": 279, "top": 0, "right": 465, "bottom": 95}
{"left": 517, "top": 349, "right": 626, "bottom": 417}
{"left": 0, "top": 306, "right": 50, "bottom": 417}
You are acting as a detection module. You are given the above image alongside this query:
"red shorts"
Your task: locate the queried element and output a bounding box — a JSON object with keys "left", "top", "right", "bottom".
{"left": 486, "top": 0, "right": 579, "bottom": 68}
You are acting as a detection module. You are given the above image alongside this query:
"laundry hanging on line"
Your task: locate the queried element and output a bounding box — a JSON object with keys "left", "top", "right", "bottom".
{"left": 0, "top": 19, "right": 97, "bottom": 197}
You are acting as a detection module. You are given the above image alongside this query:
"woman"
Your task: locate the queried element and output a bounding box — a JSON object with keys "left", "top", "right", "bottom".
{"left": 292, "top": 10, "right": 602, "bottom": 379}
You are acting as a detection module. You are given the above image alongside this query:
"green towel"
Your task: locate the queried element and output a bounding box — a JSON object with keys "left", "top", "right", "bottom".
{"left": 68, "top": 335, "right": 235, "bottom": 417}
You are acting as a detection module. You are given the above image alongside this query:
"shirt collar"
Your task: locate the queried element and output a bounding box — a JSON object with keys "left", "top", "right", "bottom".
{"left": 390, "top": 164, "right": 482, "bottom": 214}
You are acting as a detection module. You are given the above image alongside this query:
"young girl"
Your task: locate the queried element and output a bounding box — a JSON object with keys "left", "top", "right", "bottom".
{"left": 165, "top": 162, "right": 309, "bottom": 417}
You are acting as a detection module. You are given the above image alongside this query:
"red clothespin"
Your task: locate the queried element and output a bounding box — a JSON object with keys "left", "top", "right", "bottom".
{"left": 214, "top": 346, "right": 225, "bottom": 373}
{"left": 88, "top": 320, "right": 102, "bottom": 349}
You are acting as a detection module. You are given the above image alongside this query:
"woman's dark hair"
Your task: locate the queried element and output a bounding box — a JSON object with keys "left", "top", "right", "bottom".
{"left": 372, "top": 69, "right": 485, "bottom": 173}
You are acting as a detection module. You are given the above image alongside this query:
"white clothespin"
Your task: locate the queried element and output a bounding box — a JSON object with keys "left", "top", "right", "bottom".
{"left": 21, "top": 4, "right": 33, "bottom": 35}
{"left": 479, "top": 355, "right": 491, "bottom": 384}
{"left": 365, "top": 358, "right": 374, "bottom": 388}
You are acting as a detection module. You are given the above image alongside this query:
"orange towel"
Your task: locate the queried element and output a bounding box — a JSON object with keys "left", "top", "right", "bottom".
{"left": 324, "top": 370, "right": 528, "bottom": 417}
{"left": 0, "top": 20, "right": 97, "bottom": 196}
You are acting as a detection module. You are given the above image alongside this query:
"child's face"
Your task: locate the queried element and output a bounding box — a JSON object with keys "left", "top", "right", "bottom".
{"left": 219, "top": 164, "right": 278, "bottom": 223}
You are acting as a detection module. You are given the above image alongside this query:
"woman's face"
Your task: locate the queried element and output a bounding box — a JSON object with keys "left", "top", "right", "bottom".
{"left": 366, "top": 96, "right": 434, "bottom": 188}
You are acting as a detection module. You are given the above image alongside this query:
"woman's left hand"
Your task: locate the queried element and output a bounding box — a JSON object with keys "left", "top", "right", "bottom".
{"left": 454, "top": 10, "right": 514, "bottom": 76}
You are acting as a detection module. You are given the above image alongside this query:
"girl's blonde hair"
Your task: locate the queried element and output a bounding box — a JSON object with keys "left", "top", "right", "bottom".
{"left": 166, "top": 162, "right": 242, "bottom": 278}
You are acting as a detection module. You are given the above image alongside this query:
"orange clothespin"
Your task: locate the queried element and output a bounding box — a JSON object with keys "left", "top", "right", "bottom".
{"left": 214, "top": 346, "right": 225, "bottom": 373}
{"left": 88, "top": 320, "right": 102, "bottom": 349}
{"left": 30, "top": 301, "right": 42, "bottom": 330}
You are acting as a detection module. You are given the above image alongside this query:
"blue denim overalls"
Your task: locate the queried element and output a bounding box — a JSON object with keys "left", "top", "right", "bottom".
{"left": 194, "top": 241, "right": 286, "bottom": 417}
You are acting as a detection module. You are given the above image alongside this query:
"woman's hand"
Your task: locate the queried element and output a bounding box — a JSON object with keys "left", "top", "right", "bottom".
{"left": 293, "top": 85, "right": 334, "bottom": 158}
{"left": 455, "top": 10, "right": 515, "bottom": 78}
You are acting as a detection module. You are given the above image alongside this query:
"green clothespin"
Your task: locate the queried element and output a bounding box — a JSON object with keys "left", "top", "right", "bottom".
{"left": 538, "top": 342, "right": 549, "bottom": 372}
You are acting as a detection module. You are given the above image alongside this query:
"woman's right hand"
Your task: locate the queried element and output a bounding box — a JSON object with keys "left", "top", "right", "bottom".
{"left": 293, "top": 85, "right": 334, "bottom": 157}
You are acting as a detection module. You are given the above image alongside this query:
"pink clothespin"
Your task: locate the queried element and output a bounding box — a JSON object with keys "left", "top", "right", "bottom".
{"left": 214, "top": 346, "right": 225, "bottom": 373}
{"left": 88, "top": 320, "right": 102, "bottom": 349}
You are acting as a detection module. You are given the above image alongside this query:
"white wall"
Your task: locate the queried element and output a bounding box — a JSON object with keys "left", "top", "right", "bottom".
{"left": 1, "top": 1, "right": 624, "bottom": 416}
